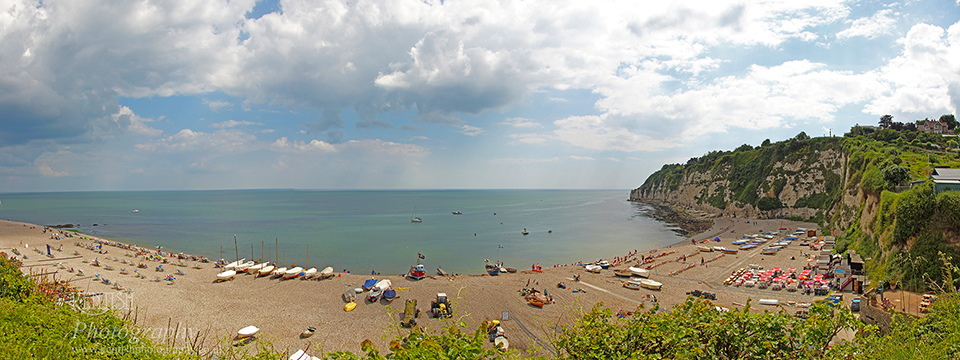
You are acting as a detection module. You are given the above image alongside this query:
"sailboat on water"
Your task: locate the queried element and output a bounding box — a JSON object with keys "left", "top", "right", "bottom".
{"left": 411, "top": 206, "right": 422, "bottom": 223}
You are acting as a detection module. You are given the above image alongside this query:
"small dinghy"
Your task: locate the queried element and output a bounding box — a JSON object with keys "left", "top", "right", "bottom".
{"left": 258, "top": 265, "right": 275, "bottom": 277}
{"left": 759, "top": 299, "right": 779, "bottom": 305}
{"left": 623, "top": 280, "right": 643, "bottom": 290}
{"left": 639, "top": 278, "right": 662, "bottom": 290}
{"left": 283, "top": 267, "right": 304, "bottom": 279}
{"left": 584, "top": 264, "right": 602, "bottom": 273}
{"left": 362, "top": 278, "right": 378, "bottom": 290}
{"left": 216, "top": 270, "right": 237, "bottom": 282}
{"left": 271, "top": 267, "right": 287, "bottom": 277}
{"left": 319, "top": 266, "right": 334, "bottom": 279}
{"left": 300, "top": 326, "right": 316, "bottom": 339}
{"left": 629, "top": 266, "right": 650, "bottom": 278}
{"left": 505, "top": 267, "right": 517, "bottom": 273}
{"left": 614, "top": 269, "right": 633, "bottom": 277}
{"left": 382, "top": 288, "right": 398, "bottom": 302}
{"left": 301, "top": 267, "right": 317, "bottom": 279}
{"left": 528, "top": 297, "right": 545, "bottom": 308}
{"left": 237, "top": 325, "right": 259, "bottom": 338}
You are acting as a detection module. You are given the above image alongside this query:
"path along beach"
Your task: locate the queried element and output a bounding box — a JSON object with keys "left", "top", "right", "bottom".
{"left": 2, "top": 215, "right": 833, "bottom": 357}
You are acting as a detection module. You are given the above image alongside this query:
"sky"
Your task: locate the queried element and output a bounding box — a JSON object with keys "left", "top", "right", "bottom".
{"left": 1, "top": 0, "right": 958, "bottom": 192}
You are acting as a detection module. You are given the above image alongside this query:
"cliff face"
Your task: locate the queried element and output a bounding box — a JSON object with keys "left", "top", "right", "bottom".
{"left": 631, "top": 137, "right": 849, "bottom": 225}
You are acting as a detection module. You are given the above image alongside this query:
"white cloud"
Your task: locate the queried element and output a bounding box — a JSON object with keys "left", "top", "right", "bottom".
{"left": 456, "top": 124, "right": 485, "bottom": 136}
{"left": 486, "top": 157, "right": 560, "bottom": 165}
{"left": 37, "top": 163, "right": 68, "bottom": 177}
{"left": 204, "top": 99, "right": 234, "bottom": 112}
{"left": 135, "top": 129, "right": 257, "bottom": 153}
{"left": 500, "top": 117, "right": 542, "bottom": 128}
{"left": 270, "top": 137, "right": 338, "bottom": 153}
{"left": 509, "top": 133, "right": 553, "bottom": 145}
{"left": 337, "top": 139, "right": 430, "bottom": 158}
{"left": 210, "top": 120, "right": 263, "bottom": 129}
{"left": 837, "top": 9, "right": 896, "bottom": 40}
{"left": 569, "top": 155, "right": 595, "bottom": 160}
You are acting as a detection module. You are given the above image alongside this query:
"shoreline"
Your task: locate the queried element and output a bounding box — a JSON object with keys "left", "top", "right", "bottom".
{"left": 1, "top": 214, "right": 830, "bottom": 357}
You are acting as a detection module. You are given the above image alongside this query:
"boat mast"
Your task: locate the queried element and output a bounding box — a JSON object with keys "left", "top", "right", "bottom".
{"left": 234, "top": 235, "right": 239, "bottom": 263}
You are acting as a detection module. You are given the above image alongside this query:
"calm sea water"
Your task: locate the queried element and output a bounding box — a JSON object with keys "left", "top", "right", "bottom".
{"left": 0, "top": 190, "right": 682, "bottom": 274}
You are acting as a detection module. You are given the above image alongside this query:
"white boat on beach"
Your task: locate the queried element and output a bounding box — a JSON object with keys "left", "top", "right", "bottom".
{"left": 319, "top": 266, "right": 334, "bottom": 279}
{"left": 236, "top": 261, "right": 256, "bottom": 272}
{"left": 272, "top": 267, "right": 287, "bottom": 276}
{"left": 284, "top": 267, "right": 304, "bottom": 279}
{"left": 247, "top": 263, "right": 267, "bottom": 274}
{"left": 368, "top": 279, "right": 392, "bottom": 302}
{"left": 759, "top": 299, "right": 779, "bottom": 305}
{"left": 584, "top": 264, "right": 602, "bottom": 273}
{"left": 237, "top": 325, "right": 259, "bottom": 338}
{"left": 258, "top": 265, "right": 275, "bottom": 276}
{"left": 628, "top": 266, "right": 650, "bottom": 278}
{"left": 697, "top": 246, "right": 713, "bottom": 252}
{"left": 639, "top": 278, "right": 662, "bottom": 290}
{"left": 216, "top": 270, "right": 237, "bottom": 282}
{"left": 623, "top": 280, "right": 643, "bottom": 290}
{"left": 302, "top": 267, "right": 317, "bottom": 279}
{"left": 597, "top": 260, "right": 611, "bottom": 269}
{"left": 224, "top": 259, "right": 246, "bottom": 271}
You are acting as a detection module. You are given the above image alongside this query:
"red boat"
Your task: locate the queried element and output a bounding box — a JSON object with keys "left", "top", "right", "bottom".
{"left": 408, "top": 264, "right": 426, "bottom": 280}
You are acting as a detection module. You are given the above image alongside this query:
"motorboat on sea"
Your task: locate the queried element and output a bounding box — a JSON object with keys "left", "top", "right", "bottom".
{"left": 629, "top": 266, "right": 650, "bottom": 278}
{"left": 216, "top": 270, "right": 237, "bottom": 282}
{"left": 452, "top": 211, "right": 462, "bottom": 215}
{"left": 131, "top": 209, "right": 139, "bottom": 213}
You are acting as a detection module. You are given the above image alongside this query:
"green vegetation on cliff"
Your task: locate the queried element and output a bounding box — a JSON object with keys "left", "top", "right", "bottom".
{"left": 635, "top": 120, "right": 960, "bottom": 292}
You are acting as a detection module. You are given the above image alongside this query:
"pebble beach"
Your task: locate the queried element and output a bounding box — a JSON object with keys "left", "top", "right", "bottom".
{"left": 2, "top": 215, "right": 829, "bottom": 357}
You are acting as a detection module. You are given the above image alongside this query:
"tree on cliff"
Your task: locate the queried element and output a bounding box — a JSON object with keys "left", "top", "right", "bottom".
{"left": 880, "top": 114, "right": 894, "bottom": 129}
{"left": 941, "top": 114, "right": 958, "bottom": 130}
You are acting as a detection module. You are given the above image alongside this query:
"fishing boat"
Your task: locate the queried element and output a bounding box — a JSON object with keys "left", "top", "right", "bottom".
{"left": 411, "top": 206, "right": 422, "bottom": 223}
{"left": 486, "top": 264, "right": 500, "bottom": 276}
{"left": 237, "top": 325, "right": 259, "bottom": 338}
{"left": 623, "top": 280, "right": 643, "bottom": 290}
{"left": 283, "top": 267, "right": 304, "bottom": 279}
{"left": 216, "top": 270, "right": 237, "bottom": 282}
{"left": 521, "top": 228, "right": 529, "bottom": 235}
{"left": 319, "top": 266, "right": 334, "bottom": 279}
{"left": 258, "top": 265, "right": 275, "bottom": 277}
{"left": 408, "top": 264, "right": 426, "bottom": 280}
{"left": 302, "top": 267, "right": 317, "bottom": 279}
{"left": 131, "top": 209, "right": 139, "bottom": 213}
{"left": 614, "top": 269, "right": 633, "bottom": 277}
{"left": 597, "top": 260, "right": 611, "bottom": 269}
{"left": 584, "top": 264, "right": 602, "bottom": 273}
{"left": 628, "top": 266, "right": 650, "bottom": 278}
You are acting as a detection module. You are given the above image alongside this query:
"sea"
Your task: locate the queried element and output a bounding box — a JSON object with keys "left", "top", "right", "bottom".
{"left": 0, "top": 190, "right": 684, "bottom": 275}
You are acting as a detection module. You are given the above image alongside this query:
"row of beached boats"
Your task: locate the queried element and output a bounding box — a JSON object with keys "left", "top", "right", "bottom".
{"left": 215, "top": 259, "right": 335, "bottom": 282}
{"left": 584, "top": 261, "right": 663, "bottom": 291}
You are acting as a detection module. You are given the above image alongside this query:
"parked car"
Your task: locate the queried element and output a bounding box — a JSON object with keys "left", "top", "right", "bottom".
{"left": 850, "top": 298, "right": 861, "bottom": 312}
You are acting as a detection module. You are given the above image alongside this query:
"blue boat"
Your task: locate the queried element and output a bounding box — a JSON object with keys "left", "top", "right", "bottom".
{"left": 382, "top": 288, "right": 398, "bottom": 301}
{"left": 485, "top": 264, "right": 500, "bottom": 276}
{"left": 362, "top": 278, "right": 377, "bottom": 290}
{"left": 785, "top": 236, "right": 798, "bottom": 240}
